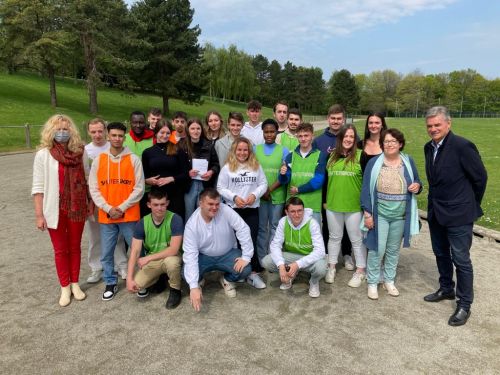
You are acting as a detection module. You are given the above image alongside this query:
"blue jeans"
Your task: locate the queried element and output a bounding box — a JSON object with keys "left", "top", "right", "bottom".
{"left": 185, "top": 180, "right": 204, "bottom": 221}
{"left": 428, "top": 217, "right": 474, "bottom": 309}
{"left": 198, "top": 248, "right": 252, "bottom": 282}
{"left": 261, "top": 252, "right": 327, "bottom": 283}
{"left": 367, "top": 215, "right": 404, "bottom": 285}
{"left": 257, "top": 201, "right": 284, "bottom": 265}
{"left": 100, "top": 222, "right": 135, "bottom": 285}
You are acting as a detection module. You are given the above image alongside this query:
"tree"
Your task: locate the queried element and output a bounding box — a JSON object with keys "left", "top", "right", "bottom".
{"left": 396, "top": 71, "right": 427, "bottom": 116}
{"left": 131, "top": 0, "right": 206, "bottom": 114}
{"left": 328, "top": 69, "right": 360, "bottom": 113}
{"left": 68, "top": 0, "right": 140, "bottom": 114}
{"left": 0, "top": 0, "right": 72, "bottom": 107}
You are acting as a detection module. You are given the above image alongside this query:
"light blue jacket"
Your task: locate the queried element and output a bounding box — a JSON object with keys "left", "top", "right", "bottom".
{"left": 360, "top": 153, "right": 422, "bottom": 251}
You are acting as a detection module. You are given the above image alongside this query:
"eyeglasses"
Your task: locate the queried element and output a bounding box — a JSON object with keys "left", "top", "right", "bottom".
{"left": 383, "top": 139, "right": 399, "bottom": 145}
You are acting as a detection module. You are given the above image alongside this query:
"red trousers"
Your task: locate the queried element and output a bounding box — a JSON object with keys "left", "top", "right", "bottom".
{"left": 48, "top": 209, "right": 85, "bottom": 287}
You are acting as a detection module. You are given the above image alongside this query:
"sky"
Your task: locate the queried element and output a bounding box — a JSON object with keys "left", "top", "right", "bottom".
{"left": 128, "top": 0, "right": 500, "bottom": 80}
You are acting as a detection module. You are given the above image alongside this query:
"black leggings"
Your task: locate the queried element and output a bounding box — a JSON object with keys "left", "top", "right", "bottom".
{"left": 233, "top": 207, "right": 263, "bottom": 273}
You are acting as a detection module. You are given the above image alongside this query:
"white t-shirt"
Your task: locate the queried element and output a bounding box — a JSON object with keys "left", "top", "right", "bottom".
{"left": 85, "top": 142, "right": 110, "bottom": 161}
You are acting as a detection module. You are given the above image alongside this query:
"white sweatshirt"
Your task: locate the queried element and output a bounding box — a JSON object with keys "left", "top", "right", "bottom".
{"left": 217, "top": 164, "right": 268, "bottom": 208}
{"left": 183, "top": 204, "right": 254, "bottom": 288}
{"left": 269, "top": 208, "right": 325, "bottom": 269}
{"left": 241, "top": 122, "right": 264, "bottom": 145}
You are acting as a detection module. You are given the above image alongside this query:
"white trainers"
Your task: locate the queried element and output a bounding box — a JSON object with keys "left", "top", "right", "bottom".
{"left": 219, "top": 276, "right": 236, "bottom": 297}
{"left": 344, "top": 255, "right": 355, "bottom": 271}
{"left": 309, "top": 280, "right": 320, "bottom": 298}
{"left": 246, "top": 273, "right": 266, "bottom": 289}
{"left": 279, "top": 280, "right": 293, "bottom": 290}
{"left": 87, "top": 270, "right": 102, "bottom": 284}
{"left": 118, "top": 268, "right": 128, "bottom": 280}
{"left": 368, "top": 284, "right": 379, "bottom": 300}
{"left": 383, "top": 282, "right": 400, "bottom": 297}
{"left": 348, "top": 272, "right": 366, "bottom": 288}
{"left": 325, "top": 266, "right": 336, "bottom": 284}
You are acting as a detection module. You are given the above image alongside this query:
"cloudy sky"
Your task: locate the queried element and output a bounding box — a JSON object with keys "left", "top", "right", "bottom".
{"left": 128, "top": 0, "right": 500, "bottom": 80}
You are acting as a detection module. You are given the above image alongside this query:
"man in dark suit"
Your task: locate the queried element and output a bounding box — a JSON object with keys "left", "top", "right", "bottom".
{"left": 423, "top": 106, "right": 487, "bottom": 326}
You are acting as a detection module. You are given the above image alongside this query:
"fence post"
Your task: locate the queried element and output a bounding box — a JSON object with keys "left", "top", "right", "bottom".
{"left": 24, "top": 123, "right": 31, "bottom": 149}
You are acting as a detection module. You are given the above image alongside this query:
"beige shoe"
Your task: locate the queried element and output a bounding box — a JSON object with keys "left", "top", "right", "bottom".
{"left": 325, "top": 266, "right": 336, "bottom": 284}
{"left": 383, "top": 282, "right": 400, "bottom": 297}
{"left": 59, "top": 286, "right": 72, "bottom": 307}
{"left": 368, "top": 284, "right": 379, "bottom": 300}
{"left": 71, "top": 283, "right": 86, "bottom": 301}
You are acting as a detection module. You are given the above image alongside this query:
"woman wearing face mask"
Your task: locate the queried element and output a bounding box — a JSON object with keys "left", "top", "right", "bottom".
{"left": 32, "top": 114, "right": 92, "bottom": 307}
{"left": 142, "top": 119, "right": 190, "bottom": 220}
{"left": 217, "top": 137, "right": 268, "bottom": 289}
{"left": 205, "top": 111, "right": 226, "bottom": 145}
{"left": 181, "top": 118, "right": 220, "bottom": 220}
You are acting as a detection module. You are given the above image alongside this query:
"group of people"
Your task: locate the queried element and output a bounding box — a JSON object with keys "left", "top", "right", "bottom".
{"left": 32, "top": 101, "right": 487, "bottom": 327}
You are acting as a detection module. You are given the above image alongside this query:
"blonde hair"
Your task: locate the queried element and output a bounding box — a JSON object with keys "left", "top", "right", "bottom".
{"left": 226, "top": 137, "right": 260, "bottom": 172}
{"left": 39, "top": 114, "right": 84, "bottom": 153}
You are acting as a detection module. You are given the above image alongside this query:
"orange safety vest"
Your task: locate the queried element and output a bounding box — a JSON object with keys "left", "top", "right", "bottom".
{"left": 96, "top": 153, "right": 140, "bottom": 224}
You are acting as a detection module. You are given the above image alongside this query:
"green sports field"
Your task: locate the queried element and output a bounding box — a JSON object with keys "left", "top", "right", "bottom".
{"left": 0, "top": 72, "right": 498, "bottom": 230}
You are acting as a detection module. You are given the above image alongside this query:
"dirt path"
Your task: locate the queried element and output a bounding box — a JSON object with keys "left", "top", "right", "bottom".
{"left": 1, "top": 152, "right": 499, "bottom": 374}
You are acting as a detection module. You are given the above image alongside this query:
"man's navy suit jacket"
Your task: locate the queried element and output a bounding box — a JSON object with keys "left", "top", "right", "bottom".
{"left": 424, "top": 131, "right": 487, "bottom": 227}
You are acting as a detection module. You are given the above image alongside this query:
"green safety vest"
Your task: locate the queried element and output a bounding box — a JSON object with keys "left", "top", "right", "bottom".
{"left": 326, "top": 150, "right": 363, "bottom": 212}
{"left": 288, "top": 150, "right": 322, "bottom": 212}
{"left": 123, "top": 137, "right": 153, "bottom": 158}
{"left": 284, "top": 219, "right": 313, "bottom": 255}
{"left": 143, "top": 211, "right": 173, "bottom": 255}
{"left": 280, "top": 132, "right": 299, "bottom": 151}
{"left": 255, "top": 144, "right": 286, "bottom": 204}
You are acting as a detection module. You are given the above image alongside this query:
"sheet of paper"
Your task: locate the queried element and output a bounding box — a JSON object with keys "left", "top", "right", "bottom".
{"left": 192, "top": 158, "right": 209, "bottom": 180}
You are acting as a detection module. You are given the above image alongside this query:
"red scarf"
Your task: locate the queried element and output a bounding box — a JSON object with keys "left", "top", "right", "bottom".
{"left": 128, "top": 129, "right": 154, "bottom": 142}
{"left": 50, "top": 143, "right": 88, "bottom": 222}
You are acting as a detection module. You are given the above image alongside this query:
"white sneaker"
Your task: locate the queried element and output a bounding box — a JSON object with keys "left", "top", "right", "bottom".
{"left": 309, "top": 280, "right": 320, "bottom": 298}
{"left": 344, "top": 255, "right": 355, "bottom": 271}
{"left": 118, "top": 268, "right": 128, "bottom": 280}
{"left": 325, "top": 266, "right": 336, "bottom": 284}
{"left": 348, "top": 272, "right": 366, "bottom": 288}
{"left": 383, "top": 282, "right": 400, "bottom": 297}
{"left": 87, "top": 270, "right": 102, "bottom": 284}
{"left": 368, "top": 284, "right": 379, "bottom": 300}
{"left": 246, "top": 273, "right": 266, "bottom": 289}
{"left": 279, "top": 280, "right": 293, "bottom": 290}
{"left": 219, "top": 276, "right": 236, "bottom": 298}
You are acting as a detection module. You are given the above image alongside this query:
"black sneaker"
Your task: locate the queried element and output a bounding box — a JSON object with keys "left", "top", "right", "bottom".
{"left": 102, "top": 284, "right": 118, "bottom": 301}
{"left": 165, "top": 287, "right": 182, "bottom": 309}
{"left": 137, "top": 288, "right": 149, "bottom": 298}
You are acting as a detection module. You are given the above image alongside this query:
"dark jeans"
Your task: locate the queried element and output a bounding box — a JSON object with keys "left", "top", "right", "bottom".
{"left": 234, "top": 207, "right": 263, "bottom": 273}
{"left": 321, "top": 208, "right": 352, "bottom": 256}
{"left": 428, "top": 217, "right": 474, "bottom": 309}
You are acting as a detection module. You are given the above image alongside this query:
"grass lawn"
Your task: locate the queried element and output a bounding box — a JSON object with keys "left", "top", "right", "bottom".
{"left": 1, "top": 72, "right": 498, "bottom": 230}
{"left": 0, "top": 72, "right": 274, "bottom": 148}
{"left": 367, "top": 117, "right": 500, "bottom": 231}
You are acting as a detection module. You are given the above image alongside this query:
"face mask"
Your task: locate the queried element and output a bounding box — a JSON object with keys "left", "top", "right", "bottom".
{"left": 54, "top": 130, "right": 70, "bottom": 143}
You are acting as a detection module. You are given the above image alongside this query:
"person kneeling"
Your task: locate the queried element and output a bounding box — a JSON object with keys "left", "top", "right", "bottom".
{"left": 262, "top": 197, "right": 327, "bottom": 297}
{"left": 126, "top": 190, "right": 183, "bottom": 309}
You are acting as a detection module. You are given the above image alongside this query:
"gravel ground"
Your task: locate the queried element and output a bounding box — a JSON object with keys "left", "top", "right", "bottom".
{"left": 1, "top": 152, "right": 499, "bottom": 375}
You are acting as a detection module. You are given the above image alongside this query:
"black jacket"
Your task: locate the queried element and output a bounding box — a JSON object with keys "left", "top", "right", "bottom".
{"left": 424, "top": 131, "right": 487, "bottom": 226}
